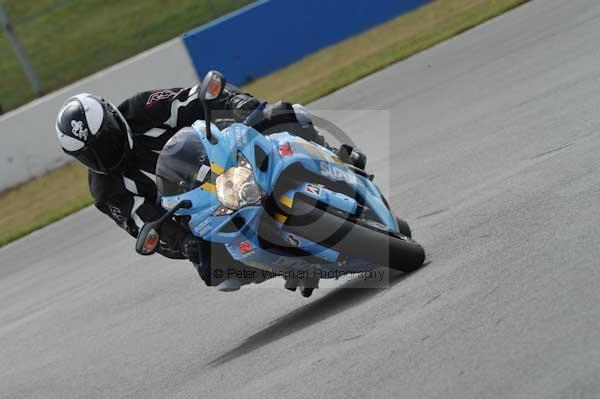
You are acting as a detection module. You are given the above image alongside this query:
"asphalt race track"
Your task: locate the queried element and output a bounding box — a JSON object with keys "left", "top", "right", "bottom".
{"left": 2, "top": 0, "right": 600, "bottom": 397}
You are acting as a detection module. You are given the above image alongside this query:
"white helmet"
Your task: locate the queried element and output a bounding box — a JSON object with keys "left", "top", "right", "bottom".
{"left": 56, "top": 93, "right": 133, "bottom": 174}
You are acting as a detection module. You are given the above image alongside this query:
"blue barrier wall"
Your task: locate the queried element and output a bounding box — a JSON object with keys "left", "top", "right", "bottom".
{"left": 183, "top": 0, "right": 429, "bottom": 86}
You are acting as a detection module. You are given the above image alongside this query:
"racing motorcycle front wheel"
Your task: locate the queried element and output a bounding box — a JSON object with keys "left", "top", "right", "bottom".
{"left": 283, "top": 200, "right": 425, "bottom": 273}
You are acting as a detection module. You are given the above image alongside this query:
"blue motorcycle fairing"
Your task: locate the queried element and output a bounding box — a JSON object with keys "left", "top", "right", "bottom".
{"left": 157, "top": 120, "right": 401, "bottom": 276}
{"left": 267, "top": 132, "right": 399, "bottom": 233}
{"left": 280, "top": 183, "right": 358, "bottom": 216}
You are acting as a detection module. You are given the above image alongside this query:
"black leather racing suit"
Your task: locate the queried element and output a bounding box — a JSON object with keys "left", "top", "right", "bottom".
{"left": 90, "top": 85, "right": 320, "bottom": 283}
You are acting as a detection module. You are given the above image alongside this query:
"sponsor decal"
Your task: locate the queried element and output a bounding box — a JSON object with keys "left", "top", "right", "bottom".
{"left": 161, "top": 197, "right": 178, "bottom": 209}
{"left": 239, "top": 240, "right": 256, "bottom": 256}
{"left": 71, "top": 120, "right": 89, "bottom": 141}
{"left": 319, "top": 161, "right": 357, "bottom": 185}
{"left": 108, "top": 204, "right": 126, "bottom": 227}
{"left": 232, "top": 125, "right": 249, "bottom": 147}
{"left": 286, "top": 233, "right": 301, "bottom": 248}
{"left": 194, "top": 217, "right": 213, "bottom": 236}
{"left": 305, "top": 184, "right": 321, "bottom": 196}
{"left": 145, "top": 89, "right": 183, "bottom": 108}
{"left": 279, "top": 143, "right": 293, "bottom": 156}
{"left": 196, "top": 164, "right": 210, "bottom": 183}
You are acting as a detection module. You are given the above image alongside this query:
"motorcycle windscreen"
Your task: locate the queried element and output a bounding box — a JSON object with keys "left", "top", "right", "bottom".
{"left": 155, "top": 128, "right": 211, "bottom": 196}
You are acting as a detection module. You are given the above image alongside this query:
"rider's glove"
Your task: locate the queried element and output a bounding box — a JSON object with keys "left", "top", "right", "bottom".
{"left": 228, "top": 93, "right": 261, "bottom": 122}
{"left": 180, "top": 234, "right": 204, "bottom": 265}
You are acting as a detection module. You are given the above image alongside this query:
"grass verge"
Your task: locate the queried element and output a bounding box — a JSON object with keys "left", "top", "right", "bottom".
{"left": 0, "top": 0, "right": 529, "bottom": 247}
{"left": 0, "top": 0, "right": 253, "bottom": 112}
{"left": 0, "top": 162, "right": 89, "bottom": 246}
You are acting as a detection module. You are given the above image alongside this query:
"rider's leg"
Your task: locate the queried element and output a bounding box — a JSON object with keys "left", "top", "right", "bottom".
{"left": 256, "top": 101, "right": 368, "bottom": 170}
{"left": 291, "top": 103, "right": 367, "bottom": 171}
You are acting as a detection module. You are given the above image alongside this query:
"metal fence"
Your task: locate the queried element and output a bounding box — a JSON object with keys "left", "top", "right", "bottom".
{"left": 0, "top": 3, "right": 41, "bottom": 97}
{"left": 0, "top": 0, "right": 229, "bottom": 114}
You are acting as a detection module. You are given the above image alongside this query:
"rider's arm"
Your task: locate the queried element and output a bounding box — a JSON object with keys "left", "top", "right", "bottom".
{"left": 117, "top": 86, "right": 260, "bottom": 132}
{"left": 89, "top": 172, "right": 189, "bottom": 259}
{"left": 118, "top": 85, "right": 322, "bottom": 143}
{"left": 252, "top": 101, "right": 325, "bottom": 145}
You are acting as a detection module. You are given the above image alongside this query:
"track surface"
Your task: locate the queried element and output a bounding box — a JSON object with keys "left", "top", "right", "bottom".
{"left": 2, "top": 1, "right": 600, "bottom": 397}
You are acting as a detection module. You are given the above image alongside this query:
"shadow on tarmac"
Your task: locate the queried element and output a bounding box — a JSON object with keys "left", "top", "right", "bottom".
{"left": 207, "top": 263, "right": 430, "bottom": 367}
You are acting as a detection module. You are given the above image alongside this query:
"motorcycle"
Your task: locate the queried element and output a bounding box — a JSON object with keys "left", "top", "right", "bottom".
{"left": 136, "top": 71, "right": 425, "bottom": 297}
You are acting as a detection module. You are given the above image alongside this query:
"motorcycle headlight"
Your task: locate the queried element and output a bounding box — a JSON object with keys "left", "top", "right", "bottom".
{"left": 215, "top": 155, "right": 262, "bottom": 210}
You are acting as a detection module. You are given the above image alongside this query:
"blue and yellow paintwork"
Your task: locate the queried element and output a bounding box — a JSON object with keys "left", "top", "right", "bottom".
{"left": 159, "top": 121, "right": 399, "bottom": 275}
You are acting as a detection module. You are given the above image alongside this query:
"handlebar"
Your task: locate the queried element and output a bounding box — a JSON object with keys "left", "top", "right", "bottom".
{"left": 243, "top": 101, "right": 268, "bottom": 126}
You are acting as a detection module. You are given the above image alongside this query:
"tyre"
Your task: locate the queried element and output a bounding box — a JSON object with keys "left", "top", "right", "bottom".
{"left": 284, "top": 201, "right": 425, "bottom": 273}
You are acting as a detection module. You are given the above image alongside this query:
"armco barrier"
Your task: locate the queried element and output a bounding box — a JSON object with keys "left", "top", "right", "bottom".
{"left": 1, "top": 0, "right": 428, "bottom": 191}
{"left": 0, "top": 38, "right": 197, "bottom": 191}
{"left": 183, "top": 0, "right": 429, "bottom": 85}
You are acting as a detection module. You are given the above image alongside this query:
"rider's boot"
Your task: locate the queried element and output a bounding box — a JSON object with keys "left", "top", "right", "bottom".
{"left": 336, "top": 144, "right": 367, "bottom": 170}
{"left": 298, "top": 277, "right": 319, "bottom": 297}
{"left": 284, "top": 278, "right": 299, "bottom": 292}
{"left": 293, "top": 117, "right": 368, "bottom": 171}
{"left": 314, "top": 131, "right": 367, "bottom": 170}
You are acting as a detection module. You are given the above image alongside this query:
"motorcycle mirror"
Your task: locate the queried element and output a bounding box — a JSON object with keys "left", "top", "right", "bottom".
{"left": 136, "top": 223, "right": 160, "bottom": 255}
{"left": 135, "top": 199, "right": 192, "bottom": 256}
{"left": 200, "top": 70, "right": 226, "bottom": 101}
{"left": 198, "top": 71, "right": 225, "bottom": 144}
